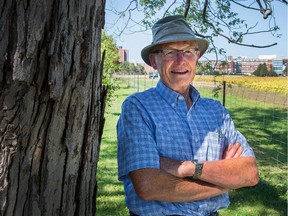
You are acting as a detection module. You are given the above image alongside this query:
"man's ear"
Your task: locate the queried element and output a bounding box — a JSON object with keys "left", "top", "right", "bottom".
{"left": 196, "top": 51, "right": 200, "bottom": 66}
{"left": 149, "top": 53, "right": 158, "bottom": 69}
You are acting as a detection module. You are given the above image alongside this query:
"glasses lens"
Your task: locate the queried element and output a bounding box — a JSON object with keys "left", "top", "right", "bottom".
{"left": 163, "top": 50, "right": 178, "bottom": 58}
{"left": 162, "top": 48, "right": 198, "bottom": 59}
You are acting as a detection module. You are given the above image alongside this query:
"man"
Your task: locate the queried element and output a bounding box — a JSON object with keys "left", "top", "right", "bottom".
{"left": 117, "top": 15, "right": 258, "bottom": 216}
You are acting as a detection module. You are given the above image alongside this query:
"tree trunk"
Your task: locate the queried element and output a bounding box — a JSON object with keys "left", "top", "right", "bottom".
{"left": 0, "top": 0, "right": 106, "bottom": 215}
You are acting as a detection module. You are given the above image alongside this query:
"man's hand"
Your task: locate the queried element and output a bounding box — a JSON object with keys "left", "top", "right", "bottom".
{"left": 222, "top": 142, "right": 243, "bottom": 159}
{"left": 160, "top": 142, "right": 258, "bottom": 189}
{"left": 161, "top": 142, "right": 244, "bottom": 178}
{"left": 160, "top": 157, "right": 194, "bottom": 178}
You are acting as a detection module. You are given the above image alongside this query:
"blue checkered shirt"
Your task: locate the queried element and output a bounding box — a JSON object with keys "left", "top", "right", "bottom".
{"left": 117, "top": 81, "right": 255, "bottom": 216}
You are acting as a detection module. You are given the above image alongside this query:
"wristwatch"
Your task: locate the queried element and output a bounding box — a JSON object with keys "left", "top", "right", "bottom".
{"left": 190, "top": 160, "right": 203, "bottom": 179}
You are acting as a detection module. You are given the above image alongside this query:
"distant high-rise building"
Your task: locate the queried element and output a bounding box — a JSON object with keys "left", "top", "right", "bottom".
{"left": 273, "top": 59, "right": 284, "bottom": 75}
{"left": 118, "top": 47, "right": 129, "bottom": 62}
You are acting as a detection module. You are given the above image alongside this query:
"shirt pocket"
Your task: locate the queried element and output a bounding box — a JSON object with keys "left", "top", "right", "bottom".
{"left": 196, "top": 130, "right": 225, "bottom": 161}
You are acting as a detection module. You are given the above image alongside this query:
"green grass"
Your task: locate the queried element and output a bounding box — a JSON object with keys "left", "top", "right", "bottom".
{"left": 96, "top": 84, "right": 133, "bottom": 216}
{"left": 96, "top": 78, "right": 287, "bottom": 216}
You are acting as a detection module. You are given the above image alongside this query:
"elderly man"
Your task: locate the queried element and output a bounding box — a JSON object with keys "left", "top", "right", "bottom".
{"left": 117, "top": 15, "right": 258, "bottom": 216}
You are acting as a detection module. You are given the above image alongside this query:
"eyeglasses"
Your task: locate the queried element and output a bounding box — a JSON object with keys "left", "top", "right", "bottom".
{"left": 153, "top": 47, "right": 199, "bottom": 59}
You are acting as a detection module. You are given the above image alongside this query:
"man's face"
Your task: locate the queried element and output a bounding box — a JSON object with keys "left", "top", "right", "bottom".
{"left": 149, "top": 41, "right": 200, "bottom": 94}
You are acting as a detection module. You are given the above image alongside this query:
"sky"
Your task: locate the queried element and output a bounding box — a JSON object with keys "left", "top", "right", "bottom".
{"left": 105, "top": 1, "right": 288, "bottom": 63}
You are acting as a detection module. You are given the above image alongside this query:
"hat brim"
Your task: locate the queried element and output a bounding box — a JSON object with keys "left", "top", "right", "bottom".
{"left": 141, "top": 38, "right": 209, "bottom": 66}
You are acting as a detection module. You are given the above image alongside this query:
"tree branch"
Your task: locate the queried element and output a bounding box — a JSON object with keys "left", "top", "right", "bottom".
{"left": 202, "top": 0, "right": 277, "bottom": 48}
{"left": 184, "top": 0, "right": 191, "bottom": 18}
{"left": 164, "top": 0, "right": 178, "bottom": 17}
{"left": 256, "top": 0, "right": 273, "bottom": 19}
{"left": 230, "top": 0, "right": 259, "bottom": 11}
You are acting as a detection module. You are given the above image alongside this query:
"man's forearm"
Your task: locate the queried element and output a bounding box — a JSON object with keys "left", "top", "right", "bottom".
{"left": 161, "top": 156, "right": 259, "bottom": 189}
{"left": 199, "top": 156, "right": 258, "bottom": 189}
{"left": 129, "top": 168, "right": 228, "bottom": 202}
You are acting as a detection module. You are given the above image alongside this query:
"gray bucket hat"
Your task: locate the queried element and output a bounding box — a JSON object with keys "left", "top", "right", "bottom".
{"left": 141, "top": 15, "right": 209, "bottom": 66}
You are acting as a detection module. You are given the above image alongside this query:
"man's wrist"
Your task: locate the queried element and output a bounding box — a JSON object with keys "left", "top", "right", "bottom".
{"left": 186, "top": 160, "right": 203, "bottom": 180}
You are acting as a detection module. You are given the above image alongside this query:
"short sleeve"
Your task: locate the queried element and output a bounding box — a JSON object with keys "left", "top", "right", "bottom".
{"left": 117, "top": 96, "right": 160, "bottom": 181}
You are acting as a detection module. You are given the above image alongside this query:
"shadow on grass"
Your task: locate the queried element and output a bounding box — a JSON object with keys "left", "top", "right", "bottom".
{"left": 225, "top": 105, "right": 287, "bottom": 215}
{"left": 227, "top": 179, "right": 287, "bottom": 216}
{"left": 228, "top": 106, "right": 287, "bottom": 166}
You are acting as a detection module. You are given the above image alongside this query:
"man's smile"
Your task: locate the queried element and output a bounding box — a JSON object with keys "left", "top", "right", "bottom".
{"left": 171, "top": 70, "right": 189, "bottom": 74}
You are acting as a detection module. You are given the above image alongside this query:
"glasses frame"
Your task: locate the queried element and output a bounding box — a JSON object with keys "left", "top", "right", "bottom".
{"left": 153, "top": 47, "right": 200, "bottom": 59}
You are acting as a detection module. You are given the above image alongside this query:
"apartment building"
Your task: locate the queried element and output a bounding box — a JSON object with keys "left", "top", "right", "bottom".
{"left": 201, "top": 55, "right": 286, "bottom": 75}
{"left": 118, "top": 47, "right": 129, "bottom": 62}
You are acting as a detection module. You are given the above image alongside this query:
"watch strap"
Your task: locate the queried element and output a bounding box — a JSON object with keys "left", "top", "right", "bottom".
{"left": 193, "top": 160, "right": 203, "bottom": 179}
{"left": 186, "top": 160, "right": 203, "bottom": 180}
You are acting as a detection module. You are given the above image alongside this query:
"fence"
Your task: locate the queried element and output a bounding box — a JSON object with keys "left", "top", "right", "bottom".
{"left": 194, "top": 81, "right": 287, "bottom": 168}
{"left": 116, "top": 75, "right": 287, "bottom": 171}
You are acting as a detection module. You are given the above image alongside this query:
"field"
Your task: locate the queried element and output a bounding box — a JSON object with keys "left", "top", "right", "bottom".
{"left": 194, "top": 76, "right": 287, "bottom": 94}
{"left": 96, "top": 76, "right": 287, "bottom": 216}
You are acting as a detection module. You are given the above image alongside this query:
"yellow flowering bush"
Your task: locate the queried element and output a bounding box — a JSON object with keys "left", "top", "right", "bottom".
{"left": 194, "top": 76, "right": 288, "bottom": 94}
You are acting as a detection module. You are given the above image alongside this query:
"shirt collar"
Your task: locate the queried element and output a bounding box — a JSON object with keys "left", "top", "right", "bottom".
{"left": 155, "top": 80, "right": 200, "bottom": 108}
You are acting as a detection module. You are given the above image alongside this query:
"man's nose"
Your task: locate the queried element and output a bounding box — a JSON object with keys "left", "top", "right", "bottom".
{"left": 175, "top": 52, "right": 185, "bottom": 63}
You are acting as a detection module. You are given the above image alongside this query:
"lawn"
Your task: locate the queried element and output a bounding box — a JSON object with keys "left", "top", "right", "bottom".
{"left": 96, "top": 77, "right": 287, "bottom": 216}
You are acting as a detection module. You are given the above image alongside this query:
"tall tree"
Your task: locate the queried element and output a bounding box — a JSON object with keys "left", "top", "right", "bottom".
{"left": 0, "top": 0, "right": 106, "bottom": 215}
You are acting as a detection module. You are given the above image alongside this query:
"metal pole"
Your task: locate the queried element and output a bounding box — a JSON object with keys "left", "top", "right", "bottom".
{"left": 222, "top": 81, "right": 226, "bottom": 107}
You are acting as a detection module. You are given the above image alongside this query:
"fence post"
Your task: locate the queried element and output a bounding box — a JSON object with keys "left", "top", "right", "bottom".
{"left": 222, "top": 81, "right": 226, "bottom": 107}
{"left": 137, "top": 74, "right": 139, "bottom": 92}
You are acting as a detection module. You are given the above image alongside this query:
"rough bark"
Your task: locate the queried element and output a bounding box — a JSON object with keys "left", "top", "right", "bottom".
{"left": 0, "top": 0, "right": 106, "bottom": 215}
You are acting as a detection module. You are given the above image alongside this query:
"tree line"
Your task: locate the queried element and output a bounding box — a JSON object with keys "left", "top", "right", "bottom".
{"left": 253, "top": 63, "right": 280, "bottom": 77}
